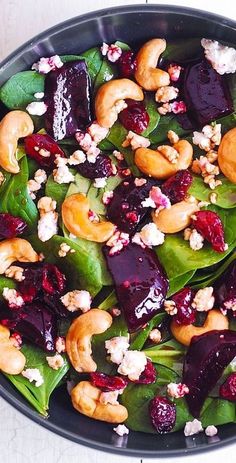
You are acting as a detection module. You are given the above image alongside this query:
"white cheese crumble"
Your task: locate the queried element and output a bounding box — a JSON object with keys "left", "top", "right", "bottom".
{"left": 149, "top": 186, "right": 171, "bottom": 211}
{"left": 164, "top": 300, "right": 177, "bottom": 316}
{"left": 113, "top": 150, "right": 124, "bottom": 161}
{"left": 184, "top": 228, "right": 204, "bottom": 251}
{"left": 27, "top": 169, "right": 47, "bottom": 199}
{"left": 5, "top": 266, "right": 25, "bottom": 282}
{"left": 46, "top": 354, "right": 64, "bottom": 370}
{"left": 134, "top": 178, "right": 147, "bottom": 187}
{"left": 105, "top": 336, "right": 130, "bottom": 364}
{"left": 0, "top": 171, "right": 4, "bottom": 186}
{"left": 113, "top": 424, "right": 130, "bottom": 437}
{"left": 205, "top": 425, "right": 218, "bottom": 437}
{"left": 122, "top": 131, "right": 151, "bottom": 150}
{"left": 32, "top": 55, "right": 63, "bottom": 74}
{"left": 26, "top": 101, "right": 47, "bottom": 116}
{"left": 101, "top": 43, "right": 122, "bottom": 63}
{"left": 34, "top": 92, "right": 44, "bottom": 99}
{"left": 2, "top": 288, "right": 24, "bottom": 308}
{"left": 58, "top": 242, "right": 75, "bottom": 257}
{"left": 167, "top": 382, "right": 189, "bottom": 399}
{"left": 184, "top": 419, "right": 203, "bottom": 436}
{"left": 99, "top": 390, "right": 120, "bottom": 405}
{"left": 67, "top": 150, "right": 86, "bottom": 165}
{"left": 102, "top": 190, "right": 114, "bottom": 205}
{"left": 88, "top": 121, "right": 109, "bottom": 144}
{"left": 53, "top": 156, "right": 75, "bottom": 184}
{"left": 149, "top": 328, "right": 162, "bottom": 344}
{"left": 192, "top": 287, "right": 215, "bottom": 312}
{"left": 201, "top": 38, "right": 236, "bottom": 75}
{"left": 155, "top": 86, "right": 179, "bottom": 103}
{"left": 22, "top": 368, "right": 44, "bottom": 387}
{"left": 106, "top": 231, "right": 130, "bottom": 256}
{"left": 117, "top": 351, "right": 147, "bottom": 381}
{"left": 93, "top": 177, "right": 107, "bottom": 188}
{"left": 55, "top": 336, "right": 66, "bottom": 353}
{"left": 37, "top": 196, "right": 58, "bottom": 242}
{"left": 134, "top": 223, "right": 165, "bottom": 248}
{"left": 61, "top": 290, "right": 91, "bottom": 313}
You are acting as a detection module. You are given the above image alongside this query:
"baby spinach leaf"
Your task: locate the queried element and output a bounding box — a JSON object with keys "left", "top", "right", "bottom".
{"left": 81, "top": 47, "right": 103, "bottom": 83}
{"left": 190, "top": 252, "right": 236, "bottom": 289}
{"left": 168, "top": 270, "right": 195, "bottom": 297}
{"left": 98, "top": 139, "right": 115, "bottom": 151}
{"left": 149, "top": 114, "right": 191, "bottom": 145}
{"left": 190, "top": 175, "right": 236, "bottom": 209}
{"left": 5, "top": 344, "right": 69, "bottom": 416}
{"left": 200, "top": 397, "right": 235, "bottom": 427}
{"left": 45, "top": 174, "right": 69, "bottom": 210}
{"left": 0, "top": 276, "right": 15, "bottom": 298}
{"left": 114, "top": 41, "right": 130, "bottom": 51}
{"left": 142, "top": 95, "right": 160, "bottom": 137}
{"left": 60, "top": 54, "right": 84, "bottom": 63}
{"left": 0, "top": 71, "right": 45, "bottom": 109}
{"left": 130, "top": 312, "right": 166, "bottom": 351}
{"left": 218, "top": 112, "right": 236, "bottom": 134}
{"left": 94, "top": 60, "right": 116, "bottom": 92}
{"left": 107, "top": 121, "right": 140, "bottom": 176}
{"left": 143, "top": 339, "right": 185, "bottom": 372}
{"left": 162, "top": 38, "right": 202, "bottom": 62}
{"left": 98, "top": 289, "right": 117, "bottom": 310}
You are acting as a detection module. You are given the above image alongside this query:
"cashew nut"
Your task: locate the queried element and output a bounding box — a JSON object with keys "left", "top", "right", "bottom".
{"left": 152, "top": 199, "right": 199, "bottom": 233}
{"left": 134, "top": 39, "right": 170, "bottom": 91}
{"left": 95, "top": 78, "right": 144, "bottom": 128}
{"left": 0, "top": 111, "right": 34, "bottom": 174}
{"left": 71, "top": 381, "right": 128, "bottom": 423}
{"left": 0, "top": 324, "right": 26, "bottom": 374}
{"left": 171, "top": 309, "right": 229, "bottom": 346}
{"left": 62, "top": 193, "right": 116, "bottom": 242}
{"left": 0, "top": 238, "right": 39, "bottom": 274}
{"left": 66, "top": 309, "right": 113, "bottom": 372}
{"left": 135, "top": 140, "right": 193, "bottom": 179}
{"left": 218, "top": 127, "right": 236, "bottom": 183}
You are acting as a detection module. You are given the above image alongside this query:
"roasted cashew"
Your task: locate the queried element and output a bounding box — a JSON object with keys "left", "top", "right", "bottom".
{"left": 171, "top": 309, "right": 229, "bottom": 346}
{"left": 0, "top": 111, "right": 34, "bottom": 174}
{"left": 0, "top": 238, "right": 39, "bottom": 274}
{"left": 95, "top": 78, "right": 144, "bottom": 128}
{"left": 218, "top": 127, "right": 236, "bottom": 183}
{"left": 134, "top": 39, "right": 170, "bottom": 91}
{"left": 152, "top": 199, "right": 199, "bottom": 233}
{"left": 62, "top": 193, "right": 116, "bottom": 242}
{"left": 135, "top": 140, "right": 193, "bottom": 179}
{"left": 66, "top": 309, "right": 113, "bottom": 372}
{"left": 0, "top": 324, "right": 26, "bottom": 374}
{"left": 71, "top": 381, "right": 128, "bottom": 423}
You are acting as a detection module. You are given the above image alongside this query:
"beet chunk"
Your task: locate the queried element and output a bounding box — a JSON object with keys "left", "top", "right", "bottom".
{"left": 45, "top": 60, "right": 92, "bottom": 140}
{"left": 76, "top": 153, "right": 113, "bottom": 179}
{"left": 103, "top": 243, "right": 168, "bottom": 331}
{"left": 149, "top": 396, "right": 176, "bottom": 433}
{"left": 183, "top": 330, "right": 236, "bottom": 417}
{"left": 183, "top": 59, "right": 233, "bottom": 126}
{"left": 214, "top": 261, "right": 236, "bottom": 312}
{"left": 172, "top": 287, "right": 196, "bottom": 325}
{"left": 220, "top": 372, "right": 236, "bottom": 401}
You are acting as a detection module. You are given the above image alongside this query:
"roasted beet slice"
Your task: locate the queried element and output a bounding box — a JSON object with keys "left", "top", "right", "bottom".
{"left": 90, "top": 372, "right": 128, "bottom": 391}
{"left": 103, "top": 243, "right": 168, "bottom": 331}
{"left": 134, "top": 359, "right": 156, "bottom": 384}
{"left": 24, "top": 133, "right": 65, "bottom": 169}
{"left": 76, "top": 153, "right": 113, "bottom": 179}
{"left": 0, "top": 213, "right": 27, "bottom": 239}
{"left": 183, "top": 59, "right": 233, "bottom": 126}
{"left": 149, "top": 396, "right": 176, "bottom": 433}
{"left": 172, "top": 287, "right": 196, "bottom": 325}
{"left": 214, "top": 261, "right": 236, "bottom": 312}
{"left": 220, "top": 372, "right": 236, "bottom": 401}
{"left": 191, "top": 210, "right": 226, "bottom": 253}
{"left": 183, "top": 330, "right": 236, "bottom": 417}
{"left": 45, "top": 60, "right": 92, "bottom": 140}
{"left": 161, "top": 170, "right": 193, "bottom": 204}
{"left": 106, "top": 177, "right": 156, "bottom": 234}
{"left": 119, "top": 99, "right": 149, "bottom": 134}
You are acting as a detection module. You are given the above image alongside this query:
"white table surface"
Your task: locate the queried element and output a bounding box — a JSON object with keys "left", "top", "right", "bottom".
{"left": 1, "top": 1, "right": 236, "bottom": 462}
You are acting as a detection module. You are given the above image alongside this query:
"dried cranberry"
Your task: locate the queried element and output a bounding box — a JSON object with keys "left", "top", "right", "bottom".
{"left": 24, "top": 133, "right": 65, "bottom": 169}
{"left": 162, "top": 170, "right": 193, "bottom": 204}
{"left": 134, "top": 359, "right": 156, "bottom": 384}
{"left": 90, "top": 372, "right": 128, "bottom": 391}
{"left": 42, "top": 263, "right": 66, "bottom": 295}
{"left": 18, "top": 263, "right": 66, "bottom": 303}
{"left": 119, "top": 99, "right": 149, "bottom": 134}
{"left": 118, "top": 51, "right": 137, "bottom": 78}
{"left": 76, "top": 153, "right": 113, "bottom": 179}
{"left": 0, "top": 213, "right": 27, "bottom": 239}
{"left": 220, "top": 373, "right": 236, "bottom": 401}
{"left": 191, "top": 210, "right": 226, "bottom": 253}
{"left": 172, "top": 287, "right": 196, "bottom": 325}
{"left": 149, "top": 396, "right": 176, "bottom": 433}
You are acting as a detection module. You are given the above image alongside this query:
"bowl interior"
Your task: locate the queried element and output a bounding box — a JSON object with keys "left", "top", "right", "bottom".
{"left": 0, "top": 4, "right": 236, "bottom": 457}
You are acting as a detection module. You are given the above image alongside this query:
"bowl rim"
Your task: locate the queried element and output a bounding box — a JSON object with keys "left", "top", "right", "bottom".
{"left": 0, "top": 3, "right": 236, "bottom": 457}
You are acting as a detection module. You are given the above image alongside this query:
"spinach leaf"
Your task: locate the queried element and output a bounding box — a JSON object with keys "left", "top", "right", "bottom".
{"left": 190, "top": 175, "right": 236, "bottom": 209}
{"left": 190, "top": 252, "right": 236, "bottom": 289}
{"left": 60, "top": 55, "right": 84, "bottom": 62}
{"left": 200, "top": 397, "right": 235, "bottom": 427}
{"left": 94, "top": 60, "right": 116, "bottom": 92}
{"left": 98, "top": 139, "right": 115, "bottom": 151}
{"left": 142, "top": 95, "right": 160, "bottom": 137}
{"left": 130, "top": 313, "right": 166, "bottom": 351}
{"left": 0, "top": 71, "right": 45, "bottom": 109}
{"left": 81, "top": 47, "right": 103, "bottom": 83}
{"left": 98, "top": 289, "right": 117, "bottom": 310}
{"left": 5, "top": 344, "right": 69, "bottom": 416}
{"left": 143, "top": 339, "right": 185, "bottom": 372}
{"left": 162, "top": 38, "right": 202, "bottom": 62}
{"left": 114, "top": 41, "right": 131, "bottom": 51}
{"left": 45, "top": 174, "right": 69, "bottom": 210}
{"left": 107, "top": 121, "right": 140, "bottom": 175}
{"left": 168, "top": 270, "right": 195, "bottom": 297}
{"left": 0, "top": 276, "right": 15, "bottom": 298}
{"left": 218, "top": 112, "right": 236, "bottom": 134}
{"left": 149, "top": 114, "right": 191, "bottom": 145}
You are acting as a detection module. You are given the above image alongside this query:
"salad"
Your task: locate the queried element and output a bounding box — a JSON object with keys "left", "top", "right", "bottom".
{"left": 0, "top": 36, "right": 236, "bottom": 439}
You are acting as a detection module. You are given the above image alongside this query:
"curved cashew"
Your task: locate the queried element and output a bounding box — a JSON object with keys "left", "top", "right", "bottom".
{"left": 0, "top": 238, "right": 39, "bottom": 274}
{"left": 135, "top": 140, "right": 193, "bottom": 179}
{"left": 95, "top": 78, "right": 144, "bottom": 128}
{"left": 66, "top": 309, "right": 113, "bottom": 372}
{"left": 0, "top": 111, "right": 34, "bottom": 174}
{"left": 62, "top": 193, "right": 116, "bottom": 243}
{"left": 134, "top": 39, "right": 170, "bottom": 91}
{"left": 0, "top": 324, "right": 26, "bottom": 374}
{"left": 218, "top": 127, "right": 236, "bottom": 183}
{"left": 171, "top": 309, "right": 229, "bottom": 346}
{"left": 71, "top": 381, "right": 128, "bottom": 423}
{"left": 152, "top": 199, "right": 199, "bottom": 233}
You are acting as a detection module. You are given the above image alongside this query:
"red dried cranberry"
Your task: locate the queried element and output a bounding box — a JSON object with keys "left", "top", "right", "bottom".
{"left": 0, "top": 213, "right": 27, "bottom": 239}
{"left": 90, "top": 372, "right": 128, "bottom": 391}
{"left": 162, "top": 170, "right": 193, "bottom": 204}
{"left": 76, "top": 153, "right": 113, "bottom": 179}
{"left": 42, "top": 264, "right": 66, "bottom": 295}
{"left": 24, "top": 133, "right": 65, "bottom": 169}
{"left": 191, "top": 210, "right": 226, "bottom": 253}
{"left": 134, "top": 359, "right": 156, "bottom": 384}
{"left": 118, "top": 51, "right": 137, "bottom": 78}
{"left": 149, "top": 396, "right": 176, "bottom": 433}
{"left": 220, "top": 373, "right": 236, "bottom": 401}
{"left": 172, "top": 287, "right": 196, "bottom": 325}
{"left": 119, "top": 99, "right": 149, "bottom": 134}
{"left": 18, "top": 263, "right": 66, "bottom": 303}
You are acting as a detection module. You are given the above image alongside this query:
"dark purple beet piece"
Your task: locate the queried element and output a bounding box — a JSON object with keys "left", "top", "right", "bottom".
{"left": 172, "top": 287, "right": 196, "bottom": 325}
{"left": 149, "top": 396, "right": 176, "bottom": 433}
{"left": 214, "top": 261, "right": 236, "bottom": 312}
{"left": 183, "top": 59, "right": 233, "bottom": 126}
{"left": 18, "top": 262, "right": 66, "bottom": 303}
{"left": 45, "top": 60, "right": 92, "bottom": 140}
{"left": 183, "top": 330, "right": 236, "bottom": 417}
{"left": 220, "top": 372, "right": 236, "bottom": 401}
{"left": 103, "top": 243, "right": 169, "bottom": 331}
{"left": 76, "top": 153, "right": 113, "bottom": 179}
{"left": 0, "top": 213, "right": 27, "bottom": 239}
{"left": 106, "top": 177, "right": 157, "bottom": 234}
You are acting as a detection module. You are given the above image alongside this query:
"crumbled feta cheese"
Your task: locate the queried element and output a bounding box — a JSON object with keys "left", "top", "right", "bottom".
{"left": 55, "top": 336, "right": 66, "bottom": 353}
{"left": 134, "top": 178, "right": 147, "bottom": 187}
{"left": 101, "top": 42, "right": 109, "bottom": 56}
{"left": 37, "top": 210, "right": 58, "bottom": 242}
{"left": 75, "top": 132, "right": 100, "bottom": 162}
{"left": 192, "top": 124, "right": 221, "bottom": 152}
{"left": 67, "top": 150, "right": 86, "bottom": 165}
{"left": 2, "top": 288, "right": 24, "bottom": 308}
{"left": 168, "top": 64, "right": 182, "bottom": 82}
{"left": 205, "top": 425, "right": 218, "bottom": 437}
{"left": 192, "top": 287, "right": 215, "bottom": 312}
{"left": 61, "top": 290, "right": 91, "bottom": 313}
{"left": 155, "top": 86, "right": 179, "bottom": 103}
{"left": 34, "top": 92, "right": 44, "bottom": 99}
{"left": 210, "top": 192, "right": 217, "bottom": 204}
{"left": 224, "top": 299, "right": 236, "bottom": 312}
{"left": 164, "top": 300, "right": 177, "bottom": 316}
{"left": 5, "top": 266, "right": 25, "bottom": 282}
{"left": 106, "top": 231, "right": 130, "bottom": 256}
{"left": 34, "top": 169, "right": 47, "bottom": 185}
{"left": 27, "top": 169, "right": 47, "bottom": 199}
{"left": 88, "top": 121, "right": 109, "bottom": 144}
{"left": 171, "top": 101, "right": 187, "bottom": 114}
{"left": 99, "top": 390, "right": 120, "bottom": 405}
{"left": 201, "top": 39, "right": 236, "bottom": 75}
{"left": 88, "top": 210, "right": 100, "bottom": 223}
{"left": 53, "top": 156, "right": 75, "bottom": 184}
{"left": 38, "top": 196, "right": 56, "bottom": 214}
{"left": 167, "top": 382, "right": 189, "bottom": 398}
{"left": 46, "top": 354, "right": 64, "bottom": 370}
{"left": 100, "top": 42, "right": 122, "bottom": 62}
{"left": 32, "top": 55, "right": 63, "bottom": 74}
{"left": 184, "top": 228, "right": 204, "bottom": 251}
{"left": 22, "top": 368, "right": 44, "bottom": 387}
{"left": 141, "top": 197, "right": 156, "bottom": 208}
{"left": 122, "top": 131, "right": 150, "bottom": 150}
{"left": 93, "top": 177, "right": 107, "bottom": 188}
{"left": 113, "top": 150, "right": 124, "bottom": 161}
{"left": 26, "top": 101, "right": 47, "bottom": 116}
{"left": 118, "top": 351, "right": 147, "bottom": 381}
{"left": 137, "top": 223, "right": 165, "bottom": 247}
{"left": 184, "top": 419, "right": 203, "bottom": 436}
{"left": 102, "top": 190, "right": 114, "bottom": 205}
{"left": 149, "top": 186, "right": 171, "bottom": 210}
{"left": 113, "top": 424, "right": 130, "bottom": 437}
{"left": 110, "top": 307, "right": 121, "bottom": 317}
{"left": 58, "top": 242, "right": 75, "bottom": 257}
{"left": 10, "top": 332, "right": 22, "bottom": 349}
{"left": 149, "top": 328, "right": 162, "bottom": 344}
{"left": 105, "top": 336, "right": 130, "bottom": 364}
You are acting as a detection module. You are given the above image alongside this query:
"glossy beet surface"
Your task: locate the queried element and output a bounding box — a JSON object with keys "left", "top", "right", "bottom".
{"left": 172, "top": 287, "right": 196, "bottom": 325}
{"left": 214, "top": 261, "right": 236, "bottom": 311}
{"left": 134, "top": 359, "right": 157, "bottom": 384}
{"left": 191, "top": 210, "right": 226, "bottom": 252}
{"left": 119, "top": 99, "right": 149, "bottom": 134}
{"left": 0, "top": 213, "right": 27, "bottom": 239}
{"left": 18, "top": 263, "right": 66, "bottom": 303}
{"left": 118, "top": 51, "right": 137, "bottom": 78}
{"left": 45, "top": 60, "right": 92, "bottom": 140}
{"left": 149, "top": 396, "right": 176, "bottom": 433}
{"left": 183, "top": 330, "right": 236, "bottom": 417}
{"left": 162, "top": 170, "right": 193, "bottom": 204}
{"left": 220, "top": 373, "right": 236, "bottom": 401}
{"left": 90, "top": 372, "right": 128, "bottom": 391}
{"left": 24, "top": 133, "right": 65, "bottom": 169}
{"left": 184, "top": 59, "right": 233, "bottom": 126}
{"left": 76, "top": 153, "right": 113, "bottom": 179}
{"left": 107, "top": 177, "right": 156, "bottom": 234}
{"left": 103, "top": 243, "right": 169, "bottom": 331}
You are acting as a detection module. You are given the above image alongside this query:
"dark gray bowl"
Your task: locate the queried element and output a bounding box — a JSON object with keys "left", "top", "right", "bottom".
{"left": 0, "top": 4, "right": 236, "bottom": 458}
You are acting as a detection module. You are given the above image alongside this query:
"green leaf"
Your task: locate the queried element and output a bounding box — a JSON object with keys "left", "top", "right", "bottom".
{"left": 200, "top": 397, "right": 235, "bottom": 427}
{"left": 98, "top": 289, "right": 117, "bottom": 310}
{"left": 143, "top": 339, "right": 185, "bottom": 372}
{"left": 0, "top": 276, "right": 15, "bottom": 298}
{"left": 94, "top": 60, "right": 116, "bottom": 92}
{"left": 114, "top": 41, "right": 131, "bottom": 51}
{"left": 189, "top": 175, "right": 236, "bottom": 209}
{"left": 168, "top": 270, "right": 195, "bottom": 297}
{"left": 130, "top": 312, "right": 166, "bottom": 351}
{"left": 45, "top": 174, "right": 69, "bottom": 210}
{"left": 107, "top": 121, "right": 140, "bottom": 175}
{"left": 5, "top": 344, "right": 69, "bottom": 416}
{"left": 149, "top": 114, "right": 191, "bottom": 145}
{"left": 60, "top": 55, "right": 84, "bottom": 63}
{"left": 162, "top": 38, "right": 202, "bottom": 62}
{"left": 81, "top": 47, "right": 103, "bottom": 83}
{"left": 98, "top": 139, "right": 115, "bottom": 151}
{"left": 0, "top": 71, "right": 45, "bottom": 109}
{"left": 190, "top": 252, "right": 236, "bottom": 289}
{"left": 142, "top": 95, "right": 160, "bottom": 137}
